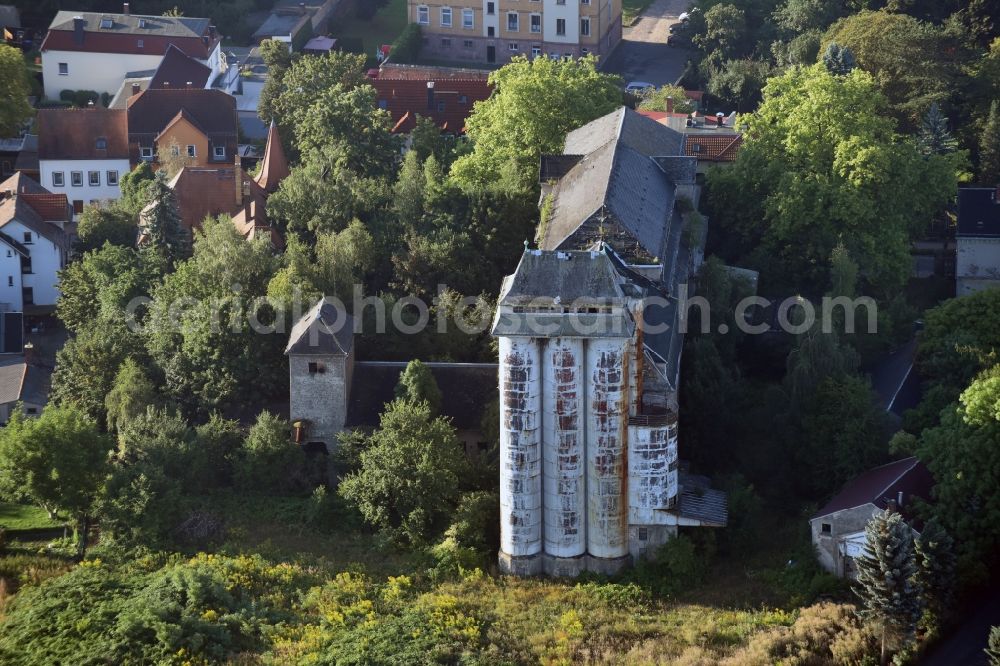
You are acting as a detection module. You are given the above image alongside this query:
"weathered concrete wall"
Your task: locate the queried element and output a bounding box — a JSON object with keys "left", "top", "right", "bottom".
{"left": 288, "top": 350, "right": 351, "bottom": 453}
{"left": 810, "top": 503, "right": 878, "bottom": 576}
{"left": 957, "top": 237, "right": 1000, "bottom": 295}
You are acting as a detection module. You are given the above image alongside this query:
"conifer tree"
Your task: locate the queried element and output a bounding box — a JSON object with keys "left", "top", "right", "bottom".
{"left": 917, "top": 103, "right": 958, "bottom": 156}
{"left": 854, "top": 510, "right": 923, "bottom": 664}
{"left": 395, "top": 359, "right": 443, "bottom": 417}
{"left": 822, "top": 42, "right": 856, "bottom": 76}
{"left": 914, "top": 518, "right": 956, "bottom": 633}
{"left": 981, "top": 101, "right": 1000, "bottom": 185}
{"left": 986, "top": 626, "right": 1000, "bottom": 666}
{"left": 139, "top": 173, "right": 190, "bottom": 268}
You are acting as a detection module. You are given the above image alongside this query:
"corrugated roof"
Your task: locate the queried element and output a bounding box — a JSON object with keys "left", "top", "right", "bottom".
{"left": 813, "top": 457, "right": 934, "bottom": 519}
{"left": 286, "top": 299, "right": 355, "bottom": 356}
{"left": 37, "top": 108, "right": 130, "bottom": 160}
{"left": 677, "top": 472, "right": 728, "bottom": 526}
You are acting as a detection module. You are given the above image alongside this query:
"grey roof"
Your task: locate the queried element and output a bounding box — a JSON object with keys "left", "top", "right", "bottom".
{"left": 285, "top": 299, "right": 355, "bottom": 356}
{"left": 345, "top": 361, "right": 497, "bottom": 430}
{"left": 677, "top": 472, "right": 728, "bottom": 527}
{"left": 49, "top": 11, "right": 209, "bottom": 38}
{"left": 13, "top": 134, "right": 37, "bottom": 172}
{"left": 252, "top": 11, "right": 310, "bottom": 39}
{"left": 0, "top": 173, "right": 69, "bottom": 248}
{"left": 149, "top": 44, "right": 212, "bottom": 88}
{"left": 499, "top": 248, "right": 627, "bottom": 306}
{"left": 0, "top": 356, "right": 25, "bottom": 404}
{"left": 0, "top": 5, "right": 20, "bottom": 28}
{"left": 109, "top": 77, "right": 151, "bottom": 109}
{"left": 492, "top": 248, "right": 636, "bottom": 338}
{"left": 540, "top": 107, "right": 688, "bottom": 259}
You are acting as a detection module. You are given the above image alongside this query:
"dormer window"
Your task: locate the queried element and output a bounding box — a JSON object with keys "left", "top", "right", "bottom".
{"left": 137, "top": 39, "right": 144, "bottom": 48}
{"left": 100, "top": 16, "right": 113, "bottom": 29}
{"left": 95, "top": 137, "right": 107, "bottom": 150}
{"left": 138, "top": 18, "right": 148, "bottom": 28}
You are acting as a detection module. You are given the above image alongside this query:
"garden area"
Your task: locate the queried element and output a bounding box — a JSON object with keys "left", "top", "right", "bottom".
{"left": 0, "top": 502, "right": 65, "bottom": 534}
{"left": 330, "top": 0, "right": 408, "bottom": 63}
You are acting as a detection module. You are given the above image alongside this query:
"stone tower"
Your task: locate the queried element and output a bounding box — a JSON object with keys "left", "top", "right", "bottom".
{"left": 285, "top": 298, "right": 355, "bottom": 453}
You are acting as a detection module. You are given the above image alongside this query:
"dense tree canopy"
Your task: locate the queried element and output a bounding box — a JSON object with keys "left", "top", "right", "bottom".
{"left": 450, "top": 55, "right": 622, "bottom": 193}
{"left": 0, "top": 44, "right": 31, "bottom": 138}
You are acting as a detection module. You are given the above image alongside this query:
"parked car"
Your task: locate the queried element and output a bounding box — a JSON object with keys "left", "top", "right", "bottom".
{"left": 626, "top": 81, "right": 655, "bottom": 94}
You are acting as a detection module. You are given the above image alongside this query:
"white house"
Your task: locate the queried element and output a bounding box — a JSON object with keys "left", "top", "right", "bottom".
{"left": 37, "top": 108, "right": 131, "bottom": 214}
{"left": 40, "top": 6, "right": 222, "bottom": 99}
{"left": 956, "top": 187, "right": 1000, "bottom": 295}
{"left": 0, "top": 173, "right": 71, "bottom": 310}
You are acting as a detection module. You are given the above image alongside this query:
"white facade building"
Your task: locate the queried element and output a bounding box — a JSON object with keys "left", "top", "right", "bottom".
{"left": 41, "top": 10, "right": 222, "bottom": 99}
{"left": 955, "top": 187, "right": 1000, "bottom": 295}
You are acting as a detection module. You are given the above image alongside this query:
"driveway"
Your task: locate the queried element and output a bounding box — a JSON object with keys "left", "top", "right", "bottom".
{"left": 603, "top": 0, "right": 696, "bottom": 88}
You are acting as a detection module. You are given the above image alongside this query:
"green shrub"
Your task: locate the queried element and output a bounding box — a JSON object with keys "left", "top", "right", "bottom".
{"left": 390, "top": 23, "right": 422, "bottom": 64}
{"left": 629, "top": 534, "right": 711, "bottom": 598}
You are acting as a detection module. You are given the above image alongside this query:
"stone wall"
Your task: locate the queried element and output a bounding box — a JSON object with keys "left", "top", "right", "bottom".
{"left": 288, "top": 350, "right": 352, "bottom": 453}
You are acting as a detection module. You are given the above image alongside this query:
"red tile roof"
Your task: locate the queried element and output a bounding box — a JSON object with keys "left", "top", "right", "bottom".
{"left": 370, "top": 65, "right": 492, "bottom": 135}
{"left": 684, "top": 134, "right": 743, "bottom": 162}
{"left": 41, "top": 11, "right": 218, "bottom": 58}
{"left": 36, "top": 108, "right": 130, "bottom": 160}
{"left": 167, "top": 167, "right": 242, "bottom": 231}
{"left": 813, "top": 457, "right": 934, "bottom": 519}
{"left": 20, "top": 193, "right": 71, "bottom": 221}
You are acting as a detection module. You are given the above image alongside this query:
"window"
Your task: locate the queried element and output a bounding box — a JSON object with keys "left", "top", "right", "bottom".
{"left": 378, "top": 99, "right": 388, "bottom": 109}
{"left": 459, "top": 94, "right": 468, "bottom": 103}
{"left": 70, "top": 171, "right": 83, "bottom": 187}
{"left": 95, "top": 137, "right": 107, "bottom": 150}
{"left": 107, "top": 170, "right": 119, "bottom": 185}
{"left": 138, "top": 18, "right": 148, "bottom": 28}
{"left": 0, "top": 160, "right": 10, "bottom": 176}
{"left": 171, "top": 145, "right": 180, "bottom": 156}
{"left": 21, "top": 287, "right": 32, "bottom": 305}
{"left": 100, "top": 16, "right": 113, "bottom": 29}
{"left": 462, "top": 8, "right": 474, "bottom": 29}
{"left": 821, "top": 523, "right": 832, "bottom": 535}
{"left": 581, "top": 17, "right": 590, "bottom": 36}
{"left": 508, "top": 42, "right": 519, "bottom": 51}
{"left": 52, "top": 172, "right": 64, "bottom": 187}
{"left": 462, "top": 39, "right": 473, "bottom": 48}
{"left": 507, "top": 12, "right": 518, "bottom": 31}
{"left": 582, "top": 0, "right": 590, "bottom": 4}
{"left": 21, "top": 256, "right": 31, "bottom": 274}
{"left": 530, "top": 14, "right": 541, "bottom": 33}
{"left": 186, "top": 145, "right": 196, "bottom": 157}
{"left": 556, "top": 0, "right": 566, "bottom": 4}
{"left": 581, "top": 47, "right": 589, "bottom": 55}
{"left": 308, "top": 361, "right": 325, "bottom": 374}
{"left": 437, "top": 100, "right": 446, "bottom": 112}
{"left": 556, "top": 18, "right": 565, "bottom": 35}
{"left": 136, "top": 39, "right": 143, "bottom": 48}
{"left": 213, "top": 145, "right": 226, "bottom": 159}
{"left": 88, "top": 170, "right": 100, "bottom": 186}
{"left": 417, "top": 5, "right": 429, "bottom": 24}
{"left": 140, "top": 146, "right": 153, "bottom": 160}
{"left": 531, "top": 45, "right": 541, "bottom": 57}
{"left": 440, "top": 6, "right": 451, "bottom": 26}
{"left": 58, "top": 62, "right": 68, "bottom": 75}
{"left": 25, "top": 407, "right": 37, "bottom": 415}
{"left": 73, "top": 200, "right": 84, "bottom": 215}
{"left": 486, "top": 1, "right": 495, "bottom": 15}
{"left": 441, "top": 37, "right": 451, "bottom": 47}
{"left": 487, "top": 26, "right": 495, "bottom": 36}
{"left": 637, "top": 527, "right": 648, "bottom": 541}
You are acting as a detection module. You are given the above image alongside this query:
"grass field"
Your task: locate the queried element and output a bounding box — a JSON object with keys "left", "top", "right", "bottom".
{"left": 0, "top": 503, "right": 65, "bottom": 533}
{"left": 330, "top": 0, "right": 408, "bottom": 60}
{"left": 623, "top": 0, "right": 656, "bottom": 26}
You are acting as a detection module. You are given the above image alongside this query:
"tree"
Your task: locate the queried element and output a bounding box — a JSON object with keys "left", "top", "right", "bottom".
{"left": 50, "top": 323, "right": 138, "bottom": 426}
{"left": 705, "top": 58, "right": 772, "bottom": 113}
{"left": 450, "top": 55, "right": 622, "bottom": 193}
{"left": 339, "top": 399, "right": 466, "bottom": 544}
{"left": 823, "top": 10, "right": 958, "bottom": 126}
{"left": 139, "top": 173, "right": 190, "bottom": 268}
{"left": 981, "top": 100, "right": 1000, "bottom": 185}
{"left": 105, "top": 358, "right": 160, "bottom": 439}
{"left": 144, "top": 217, "right": 283, "bottom": 415}
{"left": 854, "top": 511, "right": 922, "bottom": 664}
{"left": 695, "top": 4, "right": 748, "bottom": 64}
{"left": 56, "top": 243, "right": 156, "bottom": 334}
{"left": 117, "top": 162, "right": 156, "bottom": 217}
{"left": 0, "top": 406, "right": 111, "bottom": 557}
{"left": 394, "top": 360, "right": 442, "bottom": 415}
{"left": 915, "top": 366, "right": 1000, "bottom": 576}
{"left": 987, "top": 626, "right": 1000, "bottom": 666}
{"left": 0, "top": 44, "right": 32, "bottom": 137}
{"left": 257, "top": 38, "right": 295, "bottom": 125}
{"left": 706, "top": 64, "right": 960, "bottom": 293}
{"left": 775, "top": 0, "right": 844, "bottom": 33}
{"left": 75, "top": 203, "right": 137, "bottom": 253}
{"left": 156, "top": 139, "right": 195, "bottom": 178}
{"left": 410, "top": 114, "right": 458, "bottom": 168}
{"left": 822, "top": 42, "right": 856, "bottom": 75}
{"left": 636, "top": 84, "right": 696, "bottom": 114}
{"left": 917, "top": 103, "right": 959, "bottom": 156}
{"left": 913, "top": 519, "right": 956, "bottom": 632}
{"left": 234, "top": 411, "right": 307, "bottom": 494}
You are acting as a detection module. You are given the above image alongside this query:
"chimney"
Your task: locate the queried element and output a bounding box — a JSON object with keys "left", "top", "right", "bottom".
{"left": 73, "top": 16, "right": 85, "bottom": 45}
{"left": 716, "top": 112, "right": 724, "bottom": 127}
{"left": 123, "top": 2, "right": 130, "bottom": 14}
{"left": 235, "top": 154, "right": 243, "bottom": 207}
{"left": 666, "top": 96, "right": 673, "bottom": 113}
{"left": 426, "top": 81, "right": 435, "bottom": 111}
{"left": 131, "top": 82, "right": 140, "bottom": 96}
{"left": 299, "top": 1, "right": 306, "bottom": 12}
{"left": 23, "top": 342, "right": 33, "bottom": 365}
{"left": 186, "top": 81, "right": 193, "bottom": 88}
{"left": 897, "top": 491, "right": 904, "bottom": 507}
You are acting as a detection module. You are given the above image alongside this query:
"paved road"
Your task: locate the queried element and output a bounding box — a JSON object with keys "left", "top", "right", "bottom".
{"left": 602, "top": 0, "right": 696, "bottom": 87}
